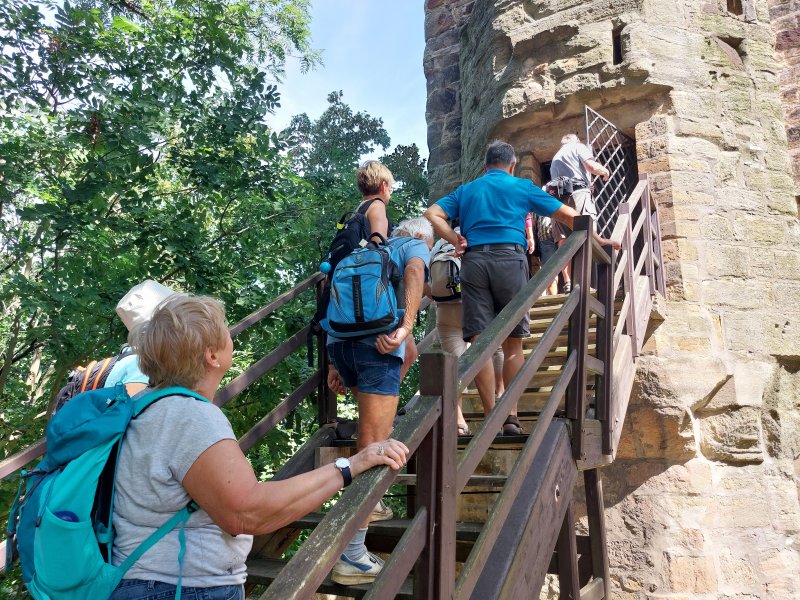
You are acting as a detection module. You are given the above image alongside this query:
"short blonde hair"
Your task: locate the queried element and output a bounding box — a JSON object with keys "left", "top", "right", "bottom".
{"left": 129, "top": 294, "right": 228, "bottom": 389}
{"left": 356, "top": 160, "right": 394, "bottom": 196}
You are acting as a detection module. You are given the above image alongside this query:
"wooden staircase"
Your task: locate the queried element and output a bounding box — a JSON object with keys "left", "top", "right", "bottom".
{"left": 0, "top": 175, "right": 665, "bottom": 600}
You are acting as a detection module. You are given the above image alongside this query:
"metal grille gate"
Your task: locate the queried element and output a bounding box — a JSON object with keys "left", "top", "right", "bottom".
{"left": 584, "top": 106, "right": 638, "bottom": 237}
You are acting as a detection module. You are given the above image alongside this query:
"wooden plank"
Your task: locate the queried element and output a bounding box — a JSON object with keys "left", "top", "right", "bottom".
{"left": 0, "top": 438, "right": 46, "bottom": 481}
{"left": 466, "top": 421, "right": 577, "bottom": 600}
{"left": 497, "top": 423, "right": 579, "bottom": 600}
{"left": 585, "top": 469, "right": 611, "bottom": 600}
{"left": 596, "top": 244, "right": 614, "bottom": 454}
{"left": 457, "top": 418, "right": 575, "bottom": 599}
{"left": 566, "top": 217, "right": 592, "bottom": 461}
{"left": 230, "top": 272, "right": 324, "bottom": 337}
{"left": 215, "top": 325, "right": 309, "bottom": 406}
{"left": 366, "top": 510, "right": 428, "bottom": 600}
{"left": 248, "top": 557, "right": 414, "bottom": 600}
{"left": 557, "top": 503, "right": 580, "bottom": 600}
{"left": 587, "top": 295, "right": 605, "bottom": 319}
{"left": 237, "top": 372, "right": 321, "bottom": 452}
{"left": 456, "top": 292, "right": 579, "bottom": 493}
{"left": 610, "top": 335, "right": 634, "bottom": 459}
{"left": 575, "top": 419, "right": 612, "bottom": 471}
{"left": 585, "top": 355, "right": 605, "bottom": 376}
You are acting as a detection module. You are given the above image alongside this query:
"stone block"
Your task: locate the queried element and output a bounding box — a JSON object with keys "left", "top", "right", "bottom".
{"left": 701, "top": 278, "right": 771, "bottom": 309}
{"left": 717, "top": 547, "right": 758, "bottom": 589}
{"left": 699, "top": 214, "right": 734, "bottom": 240}
{"left": 615, "top": 405, "right": 696, "bottom": 461}
{"left": 665, "top": 552, "right": 718, "bottom": 594}
{"left": 733, "top": 214, "right": 787, "bottom": 244}
{"left": 697, "top": 407, "right": 764, "bottom": 464}
{"left": 705, "top": 244, "right": 750, "bottom": 278}
{"left": 704, "top": 492, "right": 772, "bottom": 528}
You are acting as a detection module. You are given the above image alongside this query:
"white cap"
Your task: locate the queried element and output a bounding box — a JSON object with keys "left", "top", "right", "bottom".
{"left": 116, "top": 280, "right": 176, "bottom": 332}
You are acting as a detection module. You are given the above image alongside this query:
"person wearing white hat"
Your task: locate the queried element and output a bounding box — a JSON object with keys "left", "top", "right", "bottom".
{"left": 104, "top": 280, "right": 177, "bottom": 395}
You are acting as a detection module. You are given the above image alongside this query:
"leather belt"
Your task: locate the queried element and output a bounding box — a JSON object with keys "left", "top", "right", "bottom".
{"left": 465, "top": 244, "right": 525, "bottom": 253}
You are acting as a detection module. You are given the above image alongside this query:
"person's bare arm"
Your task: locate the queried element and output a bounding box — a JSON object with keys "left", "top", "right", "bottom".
{"left": 424, "top": 204, "right": 467, "bottom": 255}
{"left": 551, "top": 204, "right": 621, "bottom": 250}
{"left": 584, "top": 158, "right": 610, "bottom": 181}
{"left": 365, "top": 200, "right": 389, "bottom": 238}
{"left": 182, "top": 437, "right": 408, "bottom": 536}
{"left": 375, "top": 258, "right": 425, "bottom": 355}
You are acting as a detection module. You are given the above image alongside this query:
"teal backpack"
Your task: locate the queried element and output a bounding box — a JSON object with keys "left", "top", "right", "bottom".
{"left": 5, "top": 384, "right": 208, "bottom": 600}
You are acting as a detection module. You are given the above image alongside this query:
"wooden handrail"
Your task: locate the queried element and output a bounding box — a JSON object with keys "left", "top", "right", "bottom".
{"left": 457, "top": 290, "right": 580, "bottom": 492}
{"left": 229, "top": 272, "right": 325, "bottom": 337}
{"left": 458, "top": 233, "right": 586, "bottom": 390}
{"left": 456, "top": 351, "right": 577, "bottom": 597}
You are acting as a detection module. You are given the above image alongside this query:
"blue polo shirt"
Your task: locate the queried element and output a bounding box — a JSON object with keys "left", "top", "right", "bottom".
{"left": 436, "top": 169, "right": 563, "bottom": 247}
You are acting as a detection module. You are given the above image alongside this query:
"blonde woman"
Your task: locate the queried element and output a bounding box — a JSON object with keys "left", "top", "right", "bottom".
{"left": 111, "top": 295, "right": 408, "bottom": 600}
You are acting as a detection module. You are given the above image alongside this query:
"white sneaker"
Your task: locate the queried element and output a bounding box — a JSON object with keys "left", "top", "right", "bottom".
{"left": 368, "top": 499, "right": 393, "bottom": 523}
{"left": 331, "top": 551, "right": 384, "bottom": 585}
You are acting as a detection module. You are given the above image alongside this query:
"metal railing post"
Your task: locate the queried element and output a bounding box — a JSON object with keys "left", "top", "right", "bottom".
{"left": 417, "top": 350, "right": 458, "bottom": 599}
{"left": 566, "top": 216, "right": 591, "bottom": 461}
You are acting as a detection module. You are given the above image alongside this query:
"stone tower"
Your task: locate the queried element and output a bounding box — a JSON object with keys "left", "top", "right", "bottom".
{"left": 425, "top": 0, "right": 800, "bottom": 596}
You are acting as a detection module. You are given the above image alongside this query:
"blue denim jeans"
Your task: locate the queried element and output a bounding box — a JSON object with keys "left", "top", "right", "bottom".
{"left": 111, "top": 579, "right": 244, "bottom": 600}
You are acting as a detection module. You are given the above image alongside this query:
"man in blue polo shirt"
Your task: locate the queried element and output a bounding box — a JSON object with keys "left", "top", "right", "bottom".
{"left": 424, "top": 140, "right": 617, "bottom": 435}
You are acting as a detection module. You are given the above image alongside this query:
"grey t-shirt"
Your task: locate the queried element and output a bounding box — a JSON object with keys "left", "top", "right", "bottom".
{"left": 112, "top": 394, "right": 252, "bottom": 586}
{"left": 550, "top": 141, "right": 594, "bottom": 187}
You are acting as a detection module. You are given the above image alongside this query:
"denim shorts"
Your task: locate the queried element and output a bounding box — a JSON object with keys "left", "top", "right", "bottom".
{"left": 329, "top": 341, "right": 403, "bottom": 396}
{"left": 111, "top": 579, "right": 244, "bottom": 600}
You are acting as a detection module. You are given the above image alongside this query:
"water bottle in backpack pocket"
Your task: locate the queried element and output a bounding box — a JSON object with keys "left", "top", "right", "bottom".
{"left": 322, "top": 233, "right": 407, "bottom": 339}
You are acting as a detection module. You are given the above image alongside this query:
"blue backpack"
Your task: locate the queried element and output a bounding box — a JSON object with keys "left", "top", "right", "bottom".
{"left": 322, "top": 233, "right": 410, "bottom": 339}
{"left": 5, "top": 385, "right": 207, "bottom": 600}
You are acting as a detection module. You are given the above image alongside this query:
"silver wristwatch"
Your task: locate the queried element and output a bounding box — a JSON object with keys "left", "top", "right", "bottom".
{"left": 335, "top": 457, "right": 352, "bottom": 487}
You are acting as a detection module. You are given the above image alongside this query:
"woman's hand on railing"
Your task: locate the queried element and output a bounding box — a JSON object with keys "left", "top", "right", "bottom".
{"left": 327, "top": 367, "right": 347, "bottom": 395}
{"left": 350, "top": 439, "right": 410, "bottom": 477}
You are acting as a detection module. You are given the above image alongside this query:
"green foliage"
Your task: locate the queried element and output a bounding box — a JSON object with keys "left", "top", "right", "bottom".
{"left": 0, "top": 4, "right": 428, "bottom": 593}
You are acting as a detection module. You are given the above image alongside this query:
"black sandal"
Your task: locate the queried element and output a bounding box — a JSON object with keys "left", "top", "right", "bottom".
{"left": 502, "top": 415, "right": 523, "bottom": 436}
{"left": 457, "top": 423, "right": 472, "bottom": 437}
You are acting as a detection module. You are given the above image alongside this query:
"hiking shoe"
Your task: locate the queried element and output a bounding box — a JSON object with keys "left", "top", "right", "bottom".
{"left": 331, "top": 552, "right": 384, "bottom": 585}
{"left": 368, "top": 499, "right": 393, "bottom": 523}
{"left": 503, "top": 415, "right": 523, "bottom": 436}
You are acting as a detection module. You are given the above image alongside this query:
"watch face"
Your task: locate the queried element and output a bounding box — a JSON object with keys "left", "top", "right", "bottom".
{"left": 335, "top": 457, "right": 350, "bottom": 469}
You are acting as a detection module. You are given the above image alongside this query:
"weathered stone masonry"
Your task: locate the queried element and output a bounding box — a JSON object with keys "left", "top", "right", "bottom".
{"left": 425, "top": 1, "right": 800, "bottom": 597}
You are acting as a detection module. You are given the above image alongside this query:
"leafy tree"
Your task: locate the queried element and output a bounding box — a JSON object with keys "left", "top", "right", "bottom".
{"left": 0, "top": 0, "right": 316, "bottom": 452}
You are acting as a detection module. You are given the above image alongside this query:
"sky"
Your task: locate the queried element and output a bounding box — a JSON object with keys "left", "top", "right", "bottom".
{"left": 272, "top": 1, "right": 429, "bottom": 160}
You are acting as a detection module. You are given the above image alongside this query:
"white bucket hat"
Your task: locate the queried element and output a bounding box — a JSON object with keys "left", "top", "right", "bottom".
{"left": 116, "top": 280, "right": 177, "bottom": 332}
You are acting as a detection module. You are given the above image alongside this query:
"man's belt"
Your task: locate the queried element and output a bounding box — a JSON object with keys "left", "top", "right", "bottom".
{"left": 465, "top": 244, "right": 525, "bottom": 253}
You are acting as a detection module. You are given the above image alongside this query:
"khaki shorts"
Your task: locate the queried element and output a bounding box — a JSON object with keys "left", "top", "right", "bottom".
{"left": 551, "top": 188, "right": 597, "bottom": 240}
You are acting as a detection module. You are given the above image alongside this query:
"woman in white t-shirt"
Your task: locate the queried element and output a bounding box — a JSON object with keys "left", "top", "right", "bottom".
{"left": 111, "top": 294, "right": 408, "bottom": 600}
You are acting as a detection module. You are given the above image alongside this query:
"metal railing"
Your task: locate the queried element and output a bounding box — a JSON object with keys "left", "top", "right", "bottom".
{"left": 585, "top": 106, "right": 639, "bottom": 238}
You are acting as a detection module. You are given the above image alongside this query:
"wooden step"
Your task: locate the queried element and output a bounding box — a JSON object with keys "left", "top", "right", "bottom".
{"left": 247, "top": 557, "right": 414, "bottom": 599}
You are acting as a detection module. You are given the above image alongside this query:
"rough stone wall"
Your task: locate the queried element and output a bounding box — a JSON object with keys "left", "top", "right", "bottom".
{"left": 768, "top": 0, "right": 800, "bottom": 187}
{"left": 424, "top": 0, "right": 475, "bottom": 200}
{"left": 425, "top": 0, "right": 800, "bottom": 597}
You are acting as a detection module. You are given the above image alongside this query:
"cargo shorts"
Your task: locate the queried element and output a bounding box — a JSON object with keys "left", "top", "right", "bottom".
{"left": 460, "top": 247, "right": 530, "bottom": 341}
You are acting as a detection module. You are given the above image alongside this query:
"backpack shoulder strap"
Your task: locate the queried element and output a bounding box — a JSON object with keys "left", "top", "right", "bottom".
{"left": 133, "top": 386, "right": 209, "bottom": 417}
{"left": 357, "top": 198, "right": 383, "bottom": 216}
